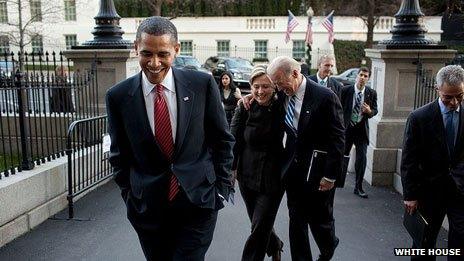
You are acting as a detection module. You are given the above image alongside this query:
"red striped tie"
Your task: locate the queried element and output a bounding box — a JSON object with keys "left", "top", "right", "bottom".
{"left": 154, "top": 84, "right": 179, "bottom": 201}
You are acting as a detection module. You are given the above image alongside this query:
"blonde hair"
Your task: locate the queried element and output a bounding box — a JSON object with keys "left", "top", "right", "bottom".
{"left": 249, "top": 64, "right": 268, "bottom": 84}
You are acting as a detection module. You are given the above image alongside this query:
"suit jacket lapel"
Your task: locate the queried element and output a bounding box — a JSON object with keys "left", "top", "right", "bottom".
{"left": 172, "top": 68, "right": 194, "bottom": 158}
{"left": 431, "top": 100, "right": 449, "bottom": 158}
{"left": 453, "top": 103, "right": 464, "bottom": 161}
{"left": 297, "top": 78, "right": 313, "bottom": 136}
{"left": 345, "top": 86, "right": 354, "bottom": 114}
{"left": 126, "top": 72, "right": 166, "bottom": 158}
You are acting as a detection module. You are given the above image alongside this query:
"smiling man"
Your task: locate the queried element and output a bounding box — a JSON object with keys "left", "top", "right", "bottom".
{"left": 105, "top": 16, "right": 234, "bottom": 261}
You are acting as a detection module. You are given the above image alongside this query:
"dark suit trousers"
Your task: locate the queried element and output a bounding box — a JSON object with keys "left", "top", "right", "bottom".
{"left": 129, "top": 191, "right": 218, "bottom": 261}
{"left": 344, "top": 125, "right": 368, "bottom": 190}
{"left": 286, "top": 165, "right": 338, "bottom": 261}
{"left": 239, "top": 184, "right": 284, "bottom": 261}
{"left": 411, "top": 178, "right": 464, "bottom": 261}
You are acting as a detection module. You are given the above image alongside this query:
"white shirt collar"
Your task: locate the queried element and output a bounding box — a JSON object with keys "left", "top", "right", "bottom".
{"left": 354, "top": 84, "right": 366, "bottom": 95}
{"left": 292, "top": 76, "right": 306, "bottom": 100}
{"left": 316, "top": 73, "right": 328, "bottom": 84}
{"left": 142, "top": 67, "right": 175, "bottom": 96}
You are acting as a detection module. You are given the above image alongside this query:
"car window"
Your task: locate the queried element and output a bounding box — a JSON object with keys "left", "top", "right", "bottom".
{"left": 184, "top": 57, "right": 201, "bottom": 68}
{"left": 347, "top": 70, "right": 357, "bottom": 79}
{"left": 226, "top": 59, "right": 252, "bottom": 69}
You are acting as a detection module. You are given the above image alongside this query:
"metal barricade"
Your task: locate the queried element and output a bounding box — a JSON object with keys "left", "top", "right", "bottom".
{"left": 66, "top": 115, "right": 112, "bottom": 219}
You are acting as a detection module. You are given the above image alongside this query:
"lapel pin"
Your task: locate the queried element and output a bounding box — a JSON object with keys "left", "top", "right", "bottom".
{"left": 183, "top": 97, "right": 189, "bottom": 101}
{"left": 306, "top": 110, "right": 310, "bottom": 114}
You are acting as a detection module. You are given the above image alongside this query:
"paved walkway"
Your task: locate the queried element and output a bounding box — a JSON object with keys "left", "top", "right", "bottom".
{"left": 0, "top": 174, "right": 448, "bottom": 261}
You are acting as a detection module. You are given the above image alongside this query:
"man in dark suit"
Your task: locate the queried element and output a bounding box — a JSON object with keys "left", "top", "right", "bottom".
{"left": 267, "top": 56, "right": 345, "bottom": 261}
{"left": 106, "top": 17, "right": 234, "bottom": 261}
{"left": 402, "top": 65, "right": 464, "bottom": 259}
{"left": 308, "top": 54, "right": 343, "bottom": 99}
{"left": 340, "top": 67, "right": 378, "bottom": 198}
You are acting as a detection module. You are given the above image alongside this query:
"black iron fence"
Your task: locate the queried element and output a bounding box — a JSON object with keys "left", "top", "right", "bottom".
{"left": 414, "top": 59, "right": 437, "bottom": 109}
{"left": 186, "top": 45, "right": 331, "bottom": 66}
{"left": 0, "top": 51, "right": 101, "bottom": 179}
{"left": 414, "top": 53, "right": 464, "bottom": 110}
{"left": 66, "top": 115, "right": 111, "bottom": 219}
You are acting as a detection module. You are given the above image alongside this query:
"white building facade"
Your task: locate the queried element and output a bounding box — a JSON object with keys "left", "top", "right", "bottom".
{"left": 0, "top": 0, "right": 442, "bottom": 67}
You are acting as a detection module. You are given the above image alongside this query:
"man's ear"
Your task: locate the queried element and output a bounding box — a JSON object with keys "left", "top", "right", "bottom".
{"left": 292, "top": 69, "right": 299, "bottom": 78}
{"left": 174, "top": 42, "right": 180, "bottom": 55}
{"left": 134, "top": 40, "right": 139, "bottom": 55}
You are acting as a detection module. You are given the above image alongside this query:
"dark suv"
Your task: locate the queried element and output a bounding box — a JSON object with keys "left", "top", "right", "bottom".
{"left": 203, "top": 56, "right": 253, "bottom": 93}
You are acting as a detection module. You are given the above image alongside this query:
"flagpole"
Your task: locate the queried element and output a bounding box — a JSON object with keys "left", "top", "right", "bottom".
{"left": 306, "top": 7, "right": 314, "bottom": 71}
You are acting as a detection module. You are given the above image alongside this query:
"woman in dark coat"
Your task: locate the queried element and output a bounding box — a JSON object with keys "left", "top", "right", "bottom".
{"left": 219, "top": 71, "right": 242, "bottom": 125}
{"left": 50, "top": 66, "right": 74, "bottom": 113}
{"left": 230, "top": 65, "right": 284, "bottom": 261}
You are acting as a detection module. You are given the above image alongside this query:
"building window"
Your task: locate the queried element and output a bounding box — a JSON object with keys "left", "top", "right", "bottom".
{"left": 65, "top": 34, "right": 77, "bottom": 50}
{"left": 0, "top": 36, "right": 9, "bottom": 53}
{"left": 292, "top": 40, "right": 306, "bottom": 60}
{"left": 31, "top": 35, "right": 43, "bottom": 53}
{"left": 254, "top": 40, "right": 267, "bottom": 59}
{"left": 0, "top": 1, "right": 8, "bottom": 23}
{"left": 30, "top": 0, "right": 42, "bottom": 22}
{"left": 180, "top": 40, "right": 193, "bottom": 56}
{"left": 64, "top": 0, "right": 76, "bottom": 21}
{"left": 216, "top": 40, "right": 229, "bottom": 57}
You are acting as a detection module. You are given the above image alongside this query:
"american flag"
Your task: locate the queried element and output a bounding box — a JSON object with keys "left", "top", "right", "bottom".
{"left": 285, "top": 10, "right": 299, "bottom": 43}
{"left": 321, "top": 10, "right": 335, "bottom": 44}
{"left": 305, "top": 20, "right": 313, "bottom": 45}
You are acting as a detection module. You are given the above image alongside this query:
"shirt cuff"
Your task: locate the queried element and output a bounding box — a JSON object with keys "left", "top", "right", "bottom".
{"left": 323, "top": 177, "right": 336, "bottom": 183}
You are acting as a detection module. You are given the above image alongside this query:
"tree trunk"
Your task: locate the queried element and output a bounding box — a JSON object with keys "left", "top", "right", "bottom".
{"left": 365, "top": 0, "right": 376, "bottom": 48}
{"left": 143, "top": 0, "right": 162, "bottom": 16}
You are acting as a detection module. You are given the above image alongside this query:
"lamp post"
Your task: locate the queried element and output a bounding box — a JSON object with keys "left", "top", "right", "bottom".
{"left": 378, "top": 0, "right": 444, "bottom": 49}
{"left": 74, "top": 0, "right": 132, "bottom": 49}
{"left": 306, "top": 7, "right": 314, "bottom": 69}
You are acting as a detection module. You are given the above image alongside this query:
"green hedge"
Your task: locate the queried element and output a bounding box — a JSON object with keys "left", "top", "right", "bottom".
{"left": 444, "top": 43, "right": 464, "bottom": 54}
{"left": 333, "top": 40, "right": 366, "bottom": 72}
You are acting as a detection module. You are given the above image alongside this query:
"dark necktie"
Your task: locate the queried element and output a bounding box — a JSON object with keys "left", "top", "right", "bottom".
{"left": 445, "top": 110, "right": 456, "bottom": 155}
{"left": 285, "top": 95, "right": 297, "bottom": 136}
{"left": 350, "top": 92, "right": 362, "bottom": 126}
{"left": 154, "top": 84, "right": 179, "bottom": 201}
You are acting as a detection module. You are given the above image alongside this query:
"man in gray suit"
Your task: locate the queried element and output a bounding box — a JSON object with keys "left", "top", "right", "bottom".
{"left": 106, "top": 17, "right": 234, "bottom": 261}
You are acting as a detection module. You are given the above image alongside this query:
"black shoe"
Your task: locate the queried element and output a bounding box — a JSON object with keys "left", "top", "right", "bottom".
{"left": 354, "top": 188, "right": 368, "bottom": 198}
{"left": 317, "top": 237, "right": 339, "bottom": 261}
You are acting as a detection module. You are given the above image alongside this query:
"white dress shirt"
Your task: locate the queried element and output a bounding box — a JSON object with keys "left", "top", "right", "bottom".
{"left": 316, "top": 74, "right": 328, "bottom": 87}
{"left": 142, "top": 68, "right": 177, "bottom": 141}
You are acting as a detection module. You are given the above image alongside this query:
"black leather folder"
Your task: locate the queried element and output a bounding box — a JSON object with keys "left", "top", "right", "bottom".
{"left": 403, "top": 209, "right": 428, "bottom": 247}
{"left": 305, "top": 150, "right": 350, "bottom": 188}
